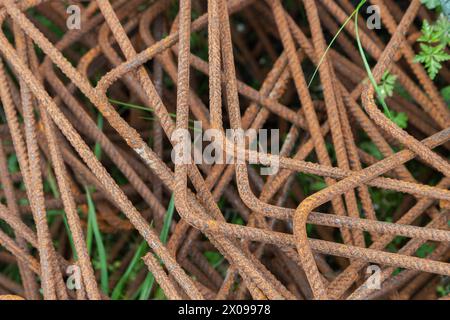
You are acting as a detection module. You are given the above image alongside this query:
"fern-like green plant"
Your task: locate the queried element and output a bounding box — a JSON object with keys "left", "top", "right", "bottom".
{"left": 389, "top": 111, "right": 409, "bottom": 129}
{"left": 415, "top": 14, "right": 450, "bottom": 79}
{"left": 421, "top": 0, "right": 442, "bottom": 10}
{"left": 378, "top": 71, "right": 397, "bottom": 100}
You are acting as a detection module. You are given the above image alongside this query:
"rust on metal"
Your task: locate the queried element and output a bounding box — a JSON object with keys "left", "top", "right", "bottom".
{"left": 0, "top": 0, "right": 448, "bottom": 300}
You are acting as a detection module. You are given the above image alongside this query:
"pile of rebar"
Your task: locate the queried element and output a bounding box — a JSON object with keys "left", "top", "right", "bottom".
{"left": 0, "top": 0, "right": 448, "bottom": 300}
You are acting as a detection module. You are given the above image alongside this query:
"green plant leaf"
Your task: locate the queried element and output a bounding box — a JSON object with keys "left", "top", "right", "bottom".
{"left": 415, "top": 14, "right": 450, "bottom": 79}
{"left": 390, "top": 111, "right": 408, "bottom": 129}
{"left": 434, "top": 14, "right": 450, "bottom": 45}
{"left": 204, "top": 251, "right": 224, "bottom": 269}
{"left": 7, "top": 153, "right": 19, "bottom": 173}
{"left": 421, "top": 0, "right": 441, "bottom": 10}
{"left": 138, "top": 194, "right": 175, "bottom": 300}
{"left": 442, "top": 0, "right": 450, "bottom": 18}
{"left": 378, "top": 71, "right": 397, "bottom": 100}
{"left": 85, "top": 186, "right": 109, "bottom": 295}
{"left": 416, "top": 243, "right": 435, "bottom": 258}
{"left": 360, "top": 141, "right": 383, "bottom": 160}
{"left": 440, "top": 85, "right": 450, "bottom": 104}
{"left": 111, "top": 241, "right": 148, "bottom": 300}
{"left": 94, "top": 113, "right": 104, "bottom": 160}
{"left": 415, "top": 43, "right": 450, "bottom": 79}
{"left": 418, "top": 20, "right": 441, "bottom": 43}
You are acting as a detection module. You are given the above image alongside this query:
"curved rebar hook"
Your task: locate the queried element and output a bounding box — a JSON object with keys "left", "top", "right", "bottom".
{"left": 359, "top": 0, "right": 450, "bottom": 178}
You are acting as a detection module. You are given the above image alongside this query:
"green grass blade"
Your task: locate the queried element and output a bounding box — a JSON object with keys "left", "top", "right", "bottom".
{"left": 111, "top": 240, "right": 148, "bottom": 300}
{"left": 109, "top": 98, "right": 157, "bottom": 113}
{"left": 354, "top": 9, "right": 393, "bottom": 120}
{"left": 109, "top": 98, "right": 177, "bottom": 119}
{"left": 85, "top": 186, "right": 109, "bottom": 294}
{"left": 94, "top": 113, "right": 104, "bottom": 160}
{"left": 46, "top": 165, "right": 60, "bottom": 198}
{"left": 47, "top": 166, "right": 77, "bottom": 260}
{"left": 140, "top": 116, "right": 200, "bottom": 132}
{"left": 160, "top": 195, "right": 175, "bottom": 244}
{"left": 87, "top": 111, "right": 103, "bottom": 254}
{"left": 61, "top": 215, "right": 77, "bottom": 260}
{"left": 86, "top": 206, "right": 93, "bottom": 256}
{"left": 109, "top": 98, "right": 196, "bottom": 124}
{"left": 137, "top": 272, "right": 155, "bottom": 300}
{"left": 308, "top": 0, "right": 367, "bottom": 87}
{"left": 138, "top": 194, "right": 175, "bottom": 300}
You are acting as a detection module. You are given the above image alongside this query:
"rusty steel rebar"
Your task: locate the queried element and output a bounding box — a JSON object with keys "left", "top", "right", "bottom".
{"left": 0, "top": 0, "right": 448, "bottom": 301}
